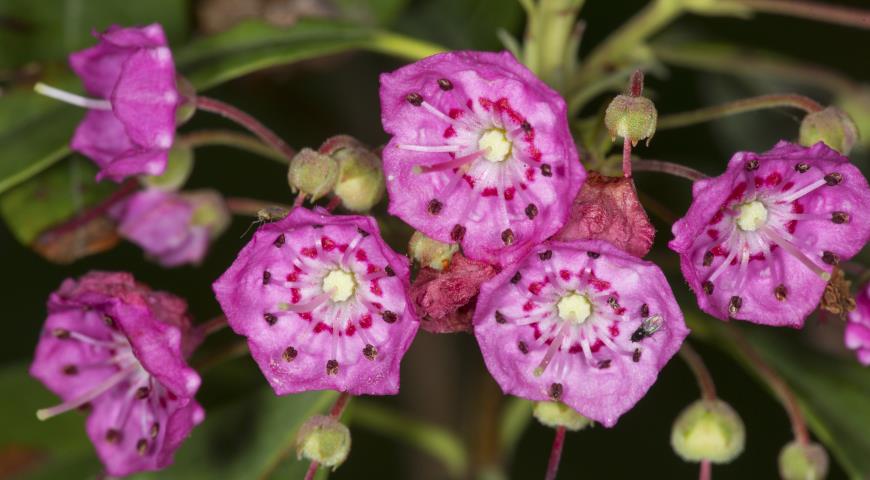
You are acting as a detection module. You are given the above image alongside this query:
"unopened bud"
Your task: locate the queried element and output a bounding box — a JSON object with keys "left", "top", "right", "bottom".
{"left": 800, "top": 106, "right": 859, "bottom": 155}
{"left": 779, "top": 441, "right": 829, "bottom": 480}
{"left": 288, "top": 148, "right": 339, "bottom": 201}
{"left": 183, "top": 190, "right": 231, "bottom": 237}
{"left": 671, "top": 399, "right": 745, "bottom": 464}
{"left": 533, "top": 401, "right": 592, "bottom": 431}
{"left": 409, "top": 231, "right": 458, "bottom": 270}
{"left": 604, "top": 94, "right": 657, "bottom": 146}
{"left": 296, "top": 415, "right": 351, "bottom": 470}
{"left": 838, "top": 88, "right": 870, "bottom": 150}
{"left": 141, "top": 144, "right": 193, "bottom": 191}
{"left": 320, "top": 135, "right": 385, "bottom": 212}
{"left": 175, "top": 75, "right": 197, "bottom": 126}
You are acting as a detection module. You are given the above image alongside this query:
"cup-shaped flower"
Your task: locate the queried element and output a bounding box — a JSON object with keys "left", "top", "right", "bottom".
{"left": 111, "top": 189, "right": 230, "bottom": 267}
{"left": 65, "top": 24, "right": 179, "bottom": 181}
{"left": 473, "top": 240, "right": 688, "bottom": 427}
{"left": 379, "top": 51, "right": 585, "bottom": 265}
{"left": 670, "top": 141, "right": 870, "bottom": 327}
{"left": 29, "top": 272, "right": 204, "bottom": 477}
{"left": 212, "top": 208, "right": 419, "bottom": 395}
{"left": 846, "top": 281, "right": 870, "bottom": 365}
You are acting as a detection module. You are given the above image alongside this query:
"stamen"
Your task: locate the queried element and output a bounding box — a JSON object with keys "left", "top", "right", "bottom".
{"left": 533, "top": 322, "right": 570, "bottom": 377}
{"left": 763, "top": 228, "right": 831, "bottom": 281}
{"left": 34, "top": 83, "right": 112, "bottom": 110}
{"left": 780, "top": 178, "right": 827, "bottom": 203}
{"left": 421, "top": 101, "right": 454, "bottom": 123}
{"left": 420, "top": 150, "right": 485, "bottom": 173}
{"left": 36, "top": 365, "right": 135, "bottom": 420}
{"left": 396, "top": 144, "right": 461, "bottom": 153}
{"left": 282, "top": 292, "right": 332, "bottom": 312}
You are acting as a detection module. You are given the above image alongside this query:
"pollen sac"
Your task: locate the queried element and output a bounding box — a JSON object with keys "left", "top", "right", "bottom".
{"left": 29, "top": 272, "right": 204, "bottom": 477}
{"left": 669, "top": 141, "right": 870, "bottom": 327}
{"left": 553, "top": 172, "right": 655, "bottom": 257}
{"left": 846, "top": 281, "right": 870, "bottom": 366}
{"left": 212, "top": 207, "right": 419, "bottom": 395}
{"left": 671, "top": 399, "right": 745, "bottom": 464}
{"left": 69, "top": 24, "right": 180, "bottom": 182}
{"left": 473, "top": 240, "right": 689, "bottom": 427}
{"left": 778, "top": 441, "right": 829, "bottom": 480}
{"left": 799, "top": 106, "right": 859, "bottom": 155}
{"left": 379, "top": 51, "right": 585, "bottom": 266}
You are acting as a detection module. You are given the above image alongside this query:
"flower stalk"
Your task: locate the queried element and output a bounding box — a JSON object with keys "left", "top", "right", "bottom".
{"left": 657, "top": 94, "right": 823, "bottom": 130}
{"left": 679, "top": 343, "right": 717, "bottom": 401}
{"left": 631, "top": 159, "right": 708, "bottom": 182}
{"left": 544, "top": 426, "right": 566, "bottom": 480}
{"left": 731, "top": 0, "right": 870, "bottom": 30}
{"left": 178, "top": 130, "right": 287, "bottom": 164}
{"left": 195, "top": 96, "right": 297, "bottom": 162}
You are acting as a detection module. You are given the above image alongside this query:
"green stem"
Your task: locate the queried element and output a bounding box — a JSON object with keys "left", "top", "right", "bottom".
{"left": 225, "top": 197, "right": 293, "bottom": 217}
{"left": 732, "top": 0, "right": 870, "bottom": 29}
{"left": 177, "top": 130, "right": 288, "bottom": 164}
{"left": 658, "top": 94, "right": 823, "bottom": 130}
{"left": 568, "top": 64, "right": 644, "bottom": 114}
{"left": 365, "top": 31, "right": 446, "bottom": 61}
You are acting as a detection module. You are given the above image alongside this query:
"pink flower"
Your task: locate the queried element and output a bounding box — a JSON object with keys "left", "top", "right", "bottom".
{"left": 379, "top": 51, "right": 585, "bottom": 265}
{"left": 212, "top": 208, "right": 419, "bottom": 395}
{"left": 30, "top": 272, "right": 204, "bottom": 477}
{"left": 67, "top": 24, "right": 179, "bottom": 181}
{"left": 846, "top": 281, "right": 870, "bottom": 365}
{"left": 410, "top": 253, "right": 498, "bottom": 333}
{"left": 473, "top": 240, "right": 688, "bottom": 427}
{"left": 111, "top": 189, "right": 230, "bottom": 267}
{"left": 670, "top": 142, "right": 870, "bottom": 327}
{"left": 553, "top": 171, "right": 655, "bottom": 257}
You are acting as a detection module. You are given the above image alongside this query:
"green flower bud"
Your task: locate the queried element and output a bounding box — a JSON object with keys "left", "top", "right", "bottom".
{"left": 837, "top": 88, "right": 870, "bottom": 150}
{"left": 799, "top": 106, "right": 859, "bottom": 155}
{"left": 604, "top": 94, "right": 658, "bottom": 146}
{"left": 183, "top": 190, "right": 231, "bottom": 237}
{"left": 779, "top": 441, "right": 829, "bottom": 480}
{"left": 533, "top": 401, "right": 592, "bottom": 431}
{"left": 321, "top": 135, "right": 385, "bottom": 212}
{"left": 671, "top": 399, "right": 745, "bottom": 464}
{"left": 175, "top": 75, "right": 197, "bottom": 126}
{"left": 296, "top": 415, "right": 351, "bottom": 470}
{"left": 288, "top": 148, "right": 339, "bottom": 201}
{"left": 140, "top": 144, "right": 193, "bottom": 191}
{"left": 409, "top": 231, "right": 458, "bottom": 270}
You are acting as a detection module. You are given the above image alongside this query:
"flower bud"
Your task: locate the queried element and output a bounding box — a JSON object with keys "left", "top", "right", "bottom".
{"left": 296, "top": 415, "right": 351, "bottom": 470}
{"left": 140, "top": 144, "right": 194, "bottom": 191}
{"left": 671, "top": 399, "right": 745, "bottom": 464}
{"left": 184, "top": 190, "right": 231, "bottom": 237}
{"left": 175, "top": 75, "right": 197, "bottom": 126}
{"left": 779, "top": 441, "right": 829, "bottom": 480}
{"left": 288, "top": 148, "right": 339, "bottom": 201}
{"left": 604, "top": 94, "right": 658, "bottom": 146}
{"left": 533, "top": 401, "right": 592, "bottom": 431}
{"left": 320, "top": 135, "right": 385, "bottom": 212}
{"left": 837, "top": 88, "right": 870, "bottom": 150}
{"left": 408, "top": 231, "right": 458, "bottom": 270}
{"left": 799, "top": 106, "right": 859, "bottom": 155}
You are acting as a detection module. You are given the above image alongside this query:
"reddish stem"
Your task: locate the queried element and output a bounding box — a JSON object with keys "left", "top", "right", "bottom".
{"left": 50, "top": 180, "right": 138, "bottom": 236}
{"left": 544, "top": 426, "right": 566, "bottom": 480}
{"left": 622, "top": 137, "right": 633, "bottom": 178}
{"left": 631, "top": 159, "right": 708, "bottom": 182}
{"left": 680, "top": 343, "right": 717, "bottom": 401}
{"left": 700, "top": 459, "right": 712, "bottom": 480}
{"left": 196, "top": 316, "right": 228, "bottom": 337}
{"left": 195, "top": 96, "right": 296, "bottom": 162}
{"left": 324, "top": 195, "right": 342, "bottom": 213}
{"left": 736, "top": 0, "right": 870, "bottom": 30}
{"left": 303, "top": 460, "right": 320, "bottom": 480}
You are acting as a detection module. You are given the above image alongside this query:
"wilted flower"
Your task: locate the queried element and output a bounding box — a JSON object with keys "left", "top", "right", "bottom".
{"left": 30, "top": 272, "right": 204, "bottom": 477}
{"left": 473, "top": 240, "right": 688, "bottom": 426}
{"left": 846, "top": 280, "right": 870, "bottom": 366}
{"left": 212, "top": 207, "right": 419, "bottom": 395}
{"left": 670, "top": 141, "right": 870, "bottom": 327}
{"left": 379, "top": 51, "right": 584, "bottom": 265}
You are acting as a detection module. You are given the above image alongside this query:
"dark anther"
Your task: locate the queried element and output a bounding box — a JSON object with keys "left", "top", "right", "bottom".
{"left": 382, "top": 310, "right": 398, "bottom": 323}
{"left": 520, "top": 121, "right": 532, "bottom": 133}
{"left": 262, "top": 270, "right": 272, "bottom": 285}
{"left": 597, "top": 359, "right": 612, "bottom": 369}
{"left": 702, "top": 281, "right": 714, "bottom": 295}
{"left": 264, "top": 313, "right": 278, "bottom": 326}
{"left": 150, "top": 423, "right": 160, "bottom": 438}
{"left": 728, "top": 296, "right": 743, "bottom": 315}
{"left": 587, "top": 251, "right": 600, "bottom": 259}
{"left": 385, "top": 266, "right": 396, "bottom": 276}
{"left": 518, "top": 341, "right": 529, "bottom": 354}
{"left": 406, "top": 92, "right": 423, "bottom": 106}
{"left": 632, "top": 348, "right": 642, "bottom": 362}
{"left": 607, "top": 297, "right": 621, "bottom": 311}
{"left": 274, "top": 233, "right": 286, "bottom": 247}
{"left": 538, "top": 250, "right": 553, "bottom": 261}
{"left": 437, "top": 78, "right": 453, "bottom": 91}
{"left": 774, "top": 284, "right": 788, "bottom": 301}
{"left": 357, "top": 227, "right": 370, "bottom": 237}
{"left": 52, "top": 328, "right": 70, "bottom": 339}
{"left": 326, "top": 359, "right": 339, "bottom": 375}
{"left": 312, "top": 224, "right": 324, "bottom": 229}
{"left": 541, "top": 164, "right": 553, "bottom": 177}
{"left": 105, "top": 429, "right": 122, "bottom": 444}
{"left": 62, "top": 365, "right": 78, "bottom": 375}
{"left": 510, "top": 272, "right": 522, "bottom": 284}
{"left": 640, "top": 303, "right": 650, "bottom": 317}
{"left": 824, "top": 172, "right": 843, "bottom": 186}
{"left": 501, "top": 229, "right": 515, "bottom": 246}
{"left": 103, "top": 314, "right": 115, "bottom": 327}
{"left": 703, "top": 251, "right": 714, "bottom": 267}
{"left": 525, "top": 203, "right": 538, "bottom": 219}
{"left": 822, "top": 251, "right": 840, "bottom": 265}
{"left": 450, "top": 224, "right": 466, "bottom": 241}
{"left": 745, "top": 159, "right": 759, "bottom": 171}
{"left": 831, "top": 211, "right": 850, "bottom": 224}
{"left": 137, "top": 438, "right": 149, "bottom": 455}
{"left": 135, "top": 387, "right": 150, "bottom": 399}
{"left": 282, "top": 346, "right": 298, "bottom": 362}
{"left": 795, "top": 162, "right": 810, "bottom": 173}
{"left": 427, "top": 199, "right": 443, "bottom": 215}
{"left": 363, "top": 344, "right": 378, "bottom": 360}
{"left": 495, "top": 311, "right": 507, "bottom": 324}
{"left": 549, "top": 383, "right": 563, "bottom": 400}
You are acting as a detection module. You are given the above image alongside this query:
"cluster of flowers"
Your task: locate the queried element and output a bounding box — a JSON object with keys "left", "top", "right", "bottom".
{"left": 29, "top": 23, "right": 870, "bottom": 476}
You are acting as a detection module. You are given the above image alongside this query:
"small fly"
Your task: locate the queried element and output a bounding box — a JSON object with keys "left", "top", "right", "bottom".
{"left": 630, "top": 314, "right": 663, "bottom": 342}
{"left": 241, "top": 206, "right": 289, "bottom": 238}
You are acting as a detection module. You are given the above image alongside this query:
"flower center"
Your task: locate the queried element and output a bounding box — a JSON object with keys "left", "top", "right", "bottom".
{"left": 556, "top": 293, "right": 592, "bottom": 325}
{"left": 735, "top": 200, "right": 768, "bottom": 232}
{"left": 322, "top": 269, "right": 357, "bottom": 302}
{"left": 477, "top": 128, "right": 512, "bottom": 162}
